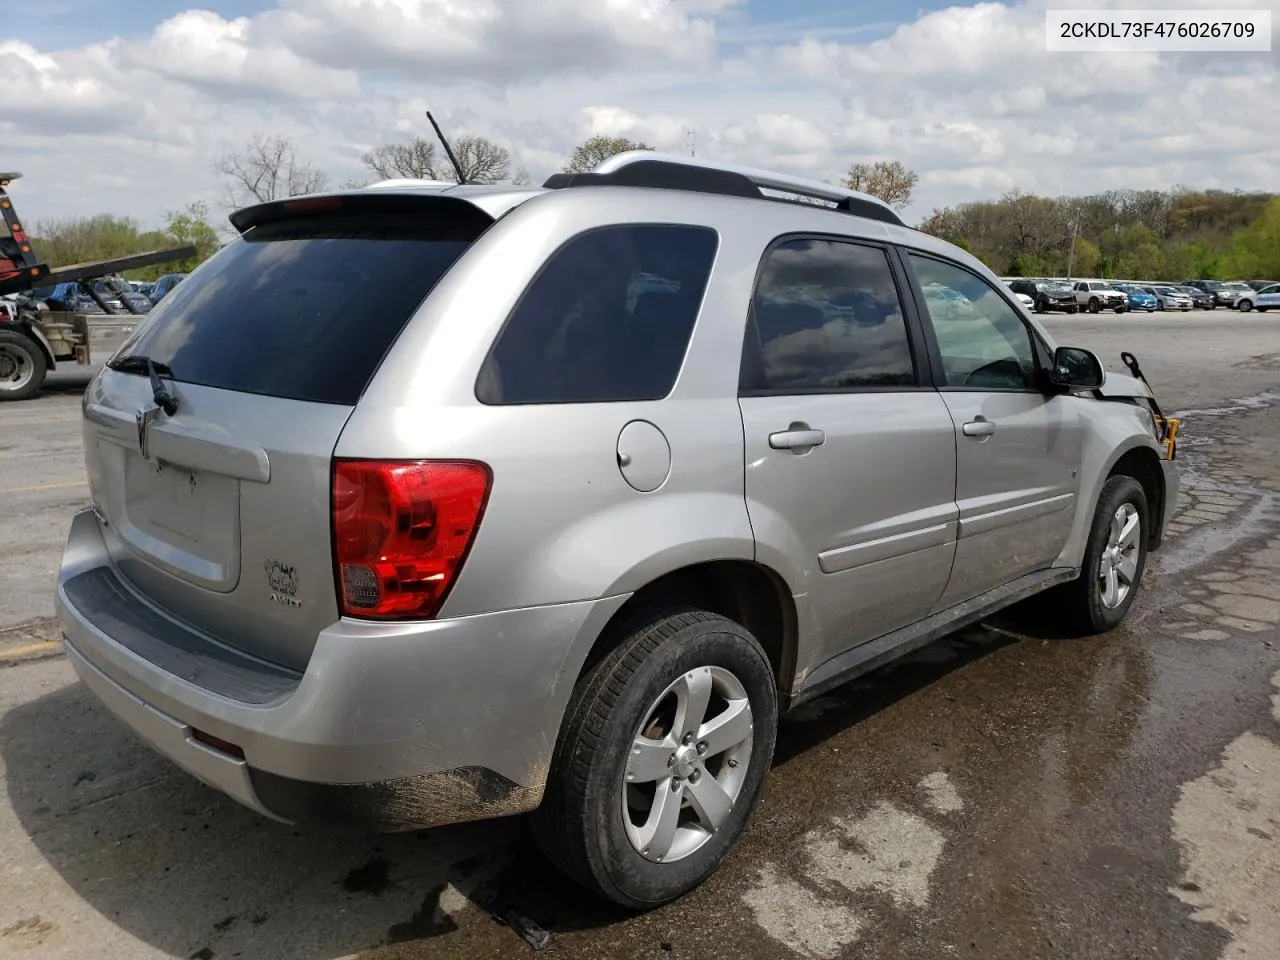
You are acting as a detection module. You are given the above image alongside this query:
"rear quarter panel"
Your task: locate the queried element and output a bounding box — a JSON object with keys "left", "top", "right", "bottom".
{"left": 337, "top": 189, "right": 795, "bottom": 616}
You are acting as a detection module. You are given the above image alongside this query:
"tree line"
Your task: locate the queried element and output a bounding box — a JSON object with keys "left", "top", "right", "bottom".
{"left": 27, "top": 129, "right": 1276, "bottom": 284}
{"left": 919, "top": 187, "right": 1279, "bottom": 281}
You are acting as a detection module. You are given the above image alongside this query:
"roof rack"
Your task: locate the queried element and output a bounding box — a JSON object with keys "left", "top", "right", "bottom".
{"left": 541, "top": 151, "right": 906, "bottom": 227}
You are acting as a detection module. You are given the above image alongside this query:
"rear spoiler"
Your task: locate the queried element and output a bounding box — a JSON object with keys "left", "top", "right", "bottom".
{"left": 228, "top": 192, "right": 504, "bottom": 235}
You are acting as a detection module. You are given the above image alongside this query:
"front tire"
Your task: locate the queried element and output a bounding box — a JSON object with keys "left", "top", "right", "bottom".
{"left": 533, "top": 607, "right": 778, "bottom": 909}
{"left": 1238, "top": 299, "right": 1253, "bottom": 312}
{"left": 1088, "top": 298, "right": 1100, "bottom": 313}
{"left": 1059, "top": 476, "right": 1150, "bottom": 634}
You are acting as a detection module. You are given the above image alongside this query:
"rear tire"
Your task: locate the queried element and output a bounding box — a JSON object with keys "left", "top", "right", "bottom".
{"left": 0, "top": 329, "right": 47, "bottom": 401}
{"left": 1057, "top": 476, "right": 1150, "bottom": 634}
{"left": 533, "top": 607, "right": 777, "bottom": 909}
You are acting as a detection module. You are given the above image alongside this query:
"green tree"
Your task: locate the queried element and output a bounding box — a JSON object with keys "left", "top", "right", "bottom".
{"left": 133, "top": 202, "right": 220, "bottom": 278}
{"left": 1167, "top": 240, "right": 1221, "bottom": 280}
{"left": 564, "top": 136, "right": 653, "bottom": 173}
{"left": 1115, "top": 224, "right": 1165, "bottom": 279}
{"left": 1069, "top": 237, "right": 1101, "bottom": 278}
{"left": 32, "top": 214, "right": 147, "bottom": 267}
{"left": 1223, "top": 198, "right": 1280, "bottom": 278}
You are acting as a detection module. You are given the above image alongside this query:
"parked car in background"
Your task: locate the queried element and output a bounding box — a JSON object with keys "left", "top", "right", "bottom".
{"left": 93, "top": 278, "right": 152, "bottom": 313}
{"left": 1010, "top": 287, "right": 1035, "bottom": 310}
{"left": 1143, "top": 285, "right": 1193, "bottom": 311}
{"left": 1223, "top": 281, "right": 1255, "bottom": 308}
{"left": 1238, "top": 283, "right": 1280, "bottom": 312}
{"left": 1008, "top": 278, "right": 1078, "bottom": 313}
{"left": 1073, "top": 279, "right": 1128, "bottom": 314}
{"left": 1246, "top": 280, "right": 1278, "bottom": 291}
{"left": 148, "top": 272, "right": 187, "bottom": 303}
{"left": 31, "top": 282, "right": 106, "bottom": 314}
{"left": 1113, "top": 283, "right": 1157, "bottom": 313}
{"left": 1182, "top": 280, "right": 1238, "bottom": 309}
{"left": 1172, "top": 284, "right": 1214, "bottom": 310}
{"left": 52, "top": 153, "right": 1181, "bottom": 909}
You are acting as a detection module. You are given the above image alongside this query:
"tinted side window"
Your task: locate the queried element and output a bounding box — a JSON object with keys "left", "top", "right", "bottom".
{"left": 740, "top": 238, "right": 915, "bottom": 393}
{"left": 909, "top": 254, "right": 1037, "bottom": 390}
{"left": 477, "top": 224, "right": 718, "bottom": 405}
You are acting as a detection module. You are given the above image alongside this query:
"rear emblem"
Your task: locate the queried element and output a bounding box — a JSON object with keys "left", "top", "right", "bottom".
{"left": 265, "top": 559, "right": 301, "bottom": 608}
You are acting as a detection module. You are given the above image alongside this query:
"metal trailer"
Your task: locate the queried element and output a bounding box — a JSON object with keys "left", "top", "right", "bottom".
{"left": 0, "top": 171, "right": 197, "bottom": 401}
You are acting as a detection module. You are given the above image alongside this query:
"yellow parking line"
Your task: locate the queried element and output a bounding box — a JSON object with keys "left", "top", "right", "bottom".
{"left": 0, "top": 639, "right": 62, "bottom": 661}
{"left": 0, "top": 479, "right": 89, "bottom": 495}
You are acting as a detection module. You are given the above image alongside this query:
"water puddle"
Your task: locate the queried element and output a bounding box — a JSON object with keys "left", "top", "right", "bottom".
{"left": 1172, "top": 389, "right": 1280, "bottom": 420}
{"left": 1158, "top": 491, "right": 1280, "bottom": 576}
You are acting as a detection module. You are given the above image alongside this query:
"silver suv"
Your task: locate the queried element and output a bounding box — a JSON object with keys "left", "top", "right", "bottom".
{"left": 55, "top": 153, "right": 1180, "bottom": 909}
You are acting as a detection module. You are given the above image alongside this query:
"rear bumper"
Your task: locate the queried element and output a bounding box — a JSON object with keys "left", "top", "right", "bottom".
{"left": 56, "top": 508, "right": 628, "bottom": 831}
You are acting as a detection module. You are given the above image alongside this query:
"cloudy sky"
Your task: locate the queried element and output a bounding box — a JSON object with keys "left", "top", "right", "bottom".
{"left": 3, "top": 0, "right": 1276, "bottom": 232}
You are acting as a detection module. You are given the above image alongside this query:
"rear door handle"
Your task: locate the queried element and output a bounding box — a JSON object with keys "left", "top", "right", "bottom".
{"left": 962, "top": 416, "right": 997, "bottom": 438}
{"left": 769, "top": 427, "right": 826, "bottom": 451}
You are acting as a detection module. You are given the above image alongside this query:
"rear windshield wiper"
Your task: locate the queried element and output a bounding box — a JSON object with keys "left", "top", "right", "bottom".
{"left": 106, "top": 354, "right": 180, "bottom": 415}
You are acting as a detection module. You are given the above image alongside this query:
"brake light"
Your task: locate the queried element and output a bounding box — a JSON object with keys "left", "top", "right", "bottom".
{"left": 332, "top": 460, "right": 491, "bottom": 620}
{"left": 283, "top": 196, "right": 343, "bottom": 215}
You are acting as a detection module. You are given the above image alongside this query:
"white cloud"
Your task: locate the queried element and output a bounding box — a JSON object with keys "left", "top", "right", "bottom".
{"left": 252, "top": 0, "right": 735, "bottom": 81}
{"left": 3, "top": 0, "right": 1276, "bottom": 231}
{"left": 121, "top": 10, "right": 360, "bottom": 101}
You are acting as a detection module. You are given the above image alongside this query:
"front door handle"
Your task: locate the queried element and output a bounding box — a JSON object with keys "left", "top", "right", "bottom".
{"left": 962, "top": 416, "right": 997, "bottom": 438}
{"left": 769, "top": 425, "right": 826, "bottom": 452}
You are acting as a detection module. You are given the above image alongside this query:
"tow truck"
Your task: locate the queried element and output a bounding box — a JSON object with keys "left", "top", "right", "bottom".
{"left": 0, "top": 171, "right": 196, "bottom": 401}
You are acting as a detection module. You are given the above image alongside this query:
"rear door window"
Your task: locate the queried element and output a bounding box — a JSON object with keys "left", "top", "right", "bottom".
{"left": 740, "top": 237, "right": 916, "bottom": 393}
{"left": 114, "top": 207, "right": 487, "bottom": 405}
{"left": 477, "top": 224, "right": 718, "bottom": 404}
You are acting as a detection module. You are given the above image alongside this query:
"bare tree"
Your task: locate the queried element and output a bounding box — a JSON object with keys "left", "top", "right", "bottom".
{"left": 510, "top": 167, "right": 532, "bottom": 187}
{"left": 841, "top": 160, "right": 919, "bottom": 210}
{"left": 564, "top": 136, "right": 653, "bottom": 173}
{"left": 361, "top": 138, "right": 442, "bottom": 180}
{"left": 450, "top": 136, "right": 510, "bottom": 184}
{"left": 212, "top": 134, "right": 329, "bottom": 208}
{"left": 361, "top": 135, "right": 511, "bottom": 184}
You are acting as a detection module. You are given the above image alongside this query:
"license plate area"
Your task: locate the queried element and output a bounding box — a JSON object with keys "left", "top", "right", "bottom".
{"left": 117, "top": 452, "right": 242, "bottom": 592}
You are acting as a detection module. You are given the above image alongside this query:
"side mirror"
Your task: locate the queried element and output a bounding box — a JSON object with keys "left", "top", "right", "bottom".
{"left": 1050, "top": 346, "right": 1105, "bottom": 389}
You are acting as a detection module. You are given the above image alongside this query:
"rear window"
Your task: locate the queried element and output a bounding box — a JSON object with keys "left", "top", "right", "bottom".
{"left": 115, "top": 210, "right": 485, "bottom": 404}
{"left": 476, "top": 224, "right": 718, "bottom": 404}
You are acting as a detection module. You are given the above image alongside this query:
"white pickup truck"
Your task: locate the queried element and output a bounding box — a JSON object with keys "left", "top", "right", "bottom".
{"left": 1073, "top": 279, "right": 1129, "bottom": 314}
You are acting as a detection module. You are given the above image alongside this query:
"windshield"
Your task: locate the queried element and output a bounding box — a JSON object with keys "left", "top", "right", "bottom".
{"left": 1202, "top": 281, "right": 1225, "bottom": 290}
{"left": 1226, "top": 282, "right": 1252, "bottom": 291}
{"left": 1036, "top": 282, "right": 1068, "bottom": 291}
{"left": 115, "top": 210, "right": 484, "bottom": 404}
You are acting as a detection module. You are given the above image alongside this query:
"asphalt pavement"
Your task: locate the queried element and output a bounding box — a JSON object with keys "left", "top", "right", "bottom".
{"left": 2, "top": 311, "right": 1280, "bottom": 959}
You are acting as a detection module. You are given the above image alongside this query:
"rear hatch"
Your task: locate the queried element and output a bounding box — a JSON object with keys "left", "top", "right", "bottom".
{"left": 82, "top": 194, "right": 494, "bottom": 671}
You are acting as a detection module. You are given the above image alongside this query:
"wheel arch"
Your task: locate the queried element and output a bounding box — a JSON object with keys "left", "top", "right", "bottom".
{"left": 584, "top": 559, "right": 801, "bottom": 703}
{"left": 1106, "top": 445, "right": 1167, "bottom": 549}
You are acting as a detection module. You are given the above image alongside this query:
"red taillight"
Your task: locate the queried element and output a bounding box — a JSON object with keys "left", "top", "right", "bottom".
{"left": 332, "top": 460, "right": 491, "bottom": 620}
